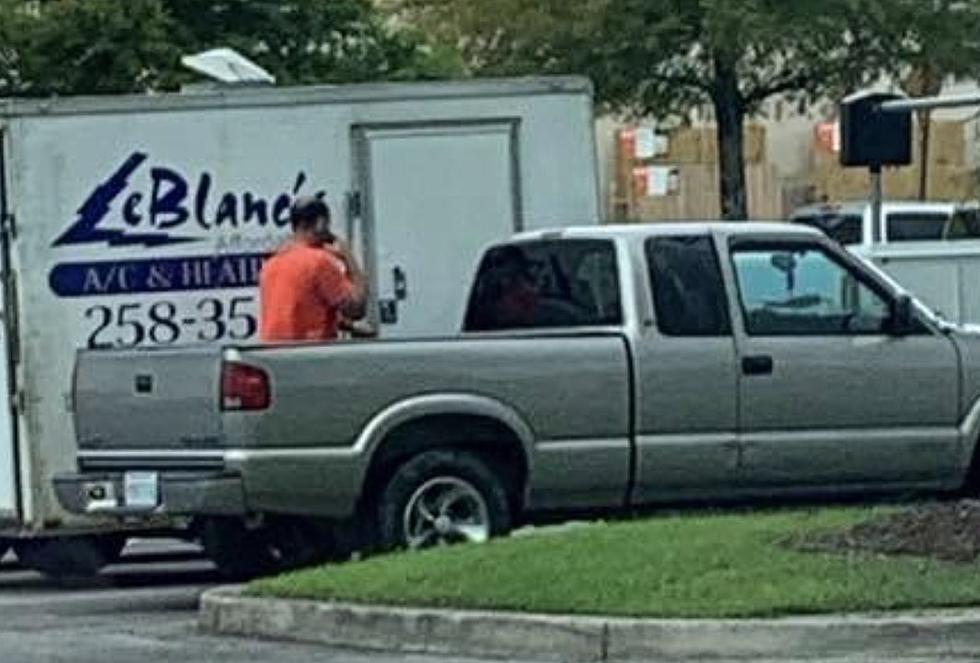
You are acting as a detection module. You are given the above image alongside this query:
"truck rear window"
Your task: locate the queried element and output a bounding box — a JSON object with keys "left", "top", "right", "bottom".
{"left": 464, "top": 240, "right": 622, "bottom": 332}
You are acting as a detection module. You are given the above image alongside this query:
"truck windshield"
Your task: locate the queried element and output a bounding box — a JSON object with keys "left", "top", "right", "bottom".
{"left": 793, "top": 213, "right": 863, "bottom": 245}
{"left": 464, "top": 239, "right": 621, "bottom": 332}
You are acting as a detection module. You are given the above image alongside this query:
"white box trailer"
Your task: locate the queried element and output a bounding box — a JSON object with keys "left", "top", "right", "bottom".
{"left": 0, "top": 77, "right": 600, "bottom": 572}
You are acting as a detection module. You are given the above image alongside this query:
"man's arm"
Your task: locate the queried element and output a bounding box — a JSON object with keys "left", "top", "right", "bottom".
{"left": 326, "top": 238, "right": 368, "bottom": 320}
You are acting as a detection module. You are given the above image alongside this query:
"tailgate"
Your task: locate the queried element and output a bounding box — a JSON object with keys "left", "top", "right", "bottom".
{"left": 73, "top": 346, "right": 224, "bottom": 451}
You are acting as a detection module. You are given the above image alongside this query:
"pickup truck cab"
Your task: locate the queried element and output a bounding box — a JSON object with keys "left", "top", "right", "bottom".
{"left": 55, "top": 223, "right": 980, "bottom": 577}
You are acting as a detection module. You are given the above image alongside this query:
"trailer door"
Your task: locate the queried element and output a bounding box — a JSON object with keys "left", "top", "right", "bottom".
{"left": 356, "top": 121, "right": 521, "bottom": 338}
{"left": 0, "top": 131, "right": 19, "bottom": 523}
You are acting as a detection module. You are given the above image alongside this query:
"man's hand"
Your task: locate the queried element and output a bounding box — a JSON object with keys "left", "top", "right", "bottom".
{"left": 324, "top": 236, "right": 368, "bottom": 320}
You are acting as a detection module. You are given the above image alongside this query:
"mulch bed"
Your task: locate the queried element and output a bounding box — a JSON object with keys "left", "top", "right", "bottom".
{"left": 788, "top": 500, "right": 980, "bottom": 564}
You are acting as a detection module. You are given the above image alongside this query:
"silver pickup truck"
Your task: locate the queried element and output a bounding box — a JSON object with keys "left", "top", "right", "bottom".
{"left": 55, "top": 223, "right": 980, "bottom": 577}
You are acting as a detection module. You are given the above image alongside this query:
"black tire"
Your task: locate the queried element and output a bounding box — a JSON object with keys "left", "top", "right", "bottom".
{"left": 13, "top": 537, "right": 109, "bottom": 582}
{"left": 95, "top": 534, "right": 128, "bottom": 565}
{"left": 378, "top": 450, "right": 511, "bottom": 552}
{"left": 200, "top": 517, "right": 335, "bottom": 580}
{"left": 200, "top": 517, "right": 278, "bottom": 580}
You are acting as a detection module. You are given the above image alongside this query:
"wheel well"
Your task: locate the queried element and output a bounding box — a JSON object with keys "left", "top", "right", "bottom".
{"left": 963, "top": 433, "right": 980, "bottom": 494}
{"left": 360, "top": 414, "right": 528, "bottom": 515}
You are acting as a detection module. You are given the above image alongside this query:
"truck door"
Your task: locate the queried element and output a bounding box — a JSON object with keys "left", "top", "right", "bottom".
{"left": 0, "top": 131, "right": 19, "bottom": 523}
{"left": 632, "top": 235, "right": 740, "bottom": 502}
{"left": 354, "top": 121, "right": 521, "bottom": 338}
{"left": 727, "top": 237, "right": 960, "bottom": 488}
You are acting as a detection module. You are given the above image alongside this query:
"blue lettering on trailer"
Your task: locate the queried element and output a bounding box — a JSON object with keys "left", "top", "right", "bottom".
{"left": 48, "top": 253, "right": 267, "bottom": 297}
{"left": 51, "top": 151, "right": 324, "bottom": 248}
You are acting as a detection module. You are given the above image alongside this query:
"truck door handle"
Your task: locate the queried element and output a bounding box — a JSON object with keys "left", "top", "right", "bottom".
{"left": 742, "top": 355, "right": 774, "bottom": 376}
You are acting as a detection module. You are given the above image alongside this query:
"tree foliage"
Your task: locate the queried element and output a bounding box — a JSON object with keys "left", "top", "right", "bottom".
{"left": 0, "top": 0, "right": 459, "bottom": 97}
{"left": 165, "top": 0, "right": 460, "bottom": 86}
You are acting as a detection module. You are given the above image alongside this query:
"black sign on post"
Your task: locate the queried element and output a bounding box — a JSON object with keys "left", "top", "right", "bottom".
{"left": 839, "top": 91, "right": 913, "bottom": 168}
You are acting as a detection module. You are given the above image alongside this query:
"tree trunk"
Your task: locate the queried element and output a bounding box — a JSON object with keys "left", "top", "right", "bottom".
{"left": 902, "top": 64, "right": 943, "bottom": 201}
{"left": 712, "top": 61, "right": 748, "bottom": 220}
{"left": 918, "top": 109, "right": 932, "bottom": 200}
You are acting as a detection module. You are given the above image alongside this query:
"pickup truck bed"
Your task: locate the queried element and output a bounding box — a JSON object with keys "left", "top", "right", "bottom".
{"left": 68, "top": 333, "right": 632, "bottom": 518}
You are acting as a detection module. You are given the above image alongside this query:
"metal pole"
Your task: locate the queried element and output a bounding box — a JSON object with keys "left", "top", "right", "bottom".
{"left": 879, "top": 93, "right": 980, "bottom": 113}
{"left": 870, "top": 164, "right": 883, "bottom": 243}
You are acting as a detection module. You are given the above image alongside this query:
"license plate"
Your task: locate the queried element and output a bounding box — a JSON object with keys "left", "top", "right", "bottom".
{"left": 124, "top": 472, "right": 159, "bottom": 509}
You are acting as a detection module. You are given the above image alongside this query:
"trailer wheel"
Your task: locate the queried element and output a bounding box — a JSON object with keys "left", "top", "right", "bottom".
{"left": 378, "top": 450, "right": 511, "bottom": 551}
{"left": 13, "top": 536, "right": 110, "bottom": 582}
{"left": 200, "top": 517, "right": 330, "bottom": 580}
{"left": 95, "top": 534, "right": 128, "bottom": 564}
{"left": 200, "top": 518, "right": 277, "bottom": 580}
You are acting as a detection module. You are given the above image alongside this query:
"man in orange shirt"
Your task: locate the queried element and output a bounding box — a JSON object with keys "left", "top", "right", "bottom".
{"left": 259, "top": 197, "right": 367, "bottom": 342}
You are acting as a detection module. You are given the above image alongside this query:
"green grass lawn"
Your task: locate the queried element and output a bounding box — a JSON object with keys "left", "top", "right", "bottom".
{"left": 248, "top": 506, "right": 980, "bottom": 618}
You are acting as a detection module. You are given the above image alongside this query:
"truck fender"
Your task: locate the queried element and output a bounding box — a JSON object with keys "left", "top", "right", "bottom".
{"left": 353, "top": 393, "right": 536, "bottom": 474}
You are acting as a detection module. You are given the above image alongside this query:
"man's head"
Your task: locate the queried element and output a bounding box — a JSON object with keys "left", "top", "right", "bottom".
{"left": 290, "top": 196, "right": 331, "bottom": 239}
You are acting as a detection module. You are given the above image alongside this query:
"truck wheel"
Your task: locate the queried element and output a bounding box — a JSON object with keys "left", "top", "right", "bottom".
{"left": 12, "top": 537, "right": 110, "bottom": 582}
{"left": 378, "top": 450, "right": 511, "bottom": 551}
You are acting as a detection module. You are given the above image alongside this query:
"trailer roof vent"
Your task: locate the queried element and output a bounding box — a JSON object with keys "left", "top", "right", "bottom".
{"left": 180, "top": 48, "right": 276, "bottom": 88}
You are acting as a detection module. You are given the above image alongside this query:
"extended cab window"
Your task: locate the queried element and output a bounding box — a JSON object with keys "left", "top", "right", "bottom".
{"left": 463, "top": 239, "right": 621, "bottom": 332}
{"left": 647, "top": 236, "right": 731, "bottom": 336}
{"left": 731, "top": 243, "right": 890, "bottom": 336}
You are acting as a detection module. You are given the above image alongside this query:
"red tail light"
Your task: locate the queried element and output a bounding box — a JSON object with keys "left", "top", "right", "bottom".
{"left": 221, "top": 362, "right": 270, "bottom": 411}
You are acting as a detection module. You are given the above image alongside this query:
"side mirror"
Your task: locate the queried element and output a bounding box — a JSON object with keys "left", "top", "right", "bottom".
{"left": 889, "top": 295, "right": 915, "bottom": 336}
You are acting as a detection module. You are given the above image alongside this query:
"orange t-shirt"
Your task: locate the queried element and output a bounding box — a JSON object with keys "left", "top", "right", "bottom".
{"left": 259, "top": 241, "right": 354, "bottom": 342}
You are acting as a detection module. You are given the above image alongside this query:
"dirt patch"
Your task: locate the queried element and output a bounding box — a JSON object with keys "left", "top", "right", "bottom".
{"left": 789, "top": 500, "right": 980, "bottom": 564}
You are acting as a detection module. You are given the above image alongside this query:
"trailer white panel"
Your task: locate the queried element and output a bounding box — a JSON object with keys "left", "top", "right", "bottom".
{"left": 361, "top": 122, "right": 519, "bottom": 337}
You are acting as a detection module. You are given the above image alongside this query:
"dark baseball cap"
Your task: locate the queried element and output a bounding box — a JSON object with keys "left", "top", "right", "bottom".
{"left": 290, "top": 196, "right": 330, "bottom": 227}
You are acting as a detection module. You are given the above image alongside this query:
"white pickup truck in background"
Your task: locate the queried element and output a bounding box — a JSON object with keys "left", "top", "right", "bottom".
{"left": 791, "top": 200, "right": 980, "bottom": 324}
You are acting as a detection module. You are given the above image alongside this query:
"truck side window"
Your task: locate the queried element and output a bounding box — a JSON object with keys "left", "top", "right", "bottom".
{"left": 463, "top": 240, "right": 621, "bottom": 332}
{"left": 731, "top": 244, "right": 890, "bottom": 336}
{"left": 646, "top": 236, "right": 731, "bottom": 337}
{"left": 887, "top": 212, "right": 950, "bottom": 242}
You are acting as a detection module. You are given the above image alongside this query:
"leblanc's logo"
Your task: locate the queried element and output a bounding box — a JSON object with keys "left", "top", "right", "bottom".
{"left": 53, "top": 151, "right": 323, "bottom": 248}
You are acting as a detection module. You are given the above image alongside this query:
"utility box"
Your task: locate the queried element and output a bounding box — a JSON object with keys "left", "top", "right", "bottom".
{"left": 839, "top": 91, "right": 913, "bottom": 167}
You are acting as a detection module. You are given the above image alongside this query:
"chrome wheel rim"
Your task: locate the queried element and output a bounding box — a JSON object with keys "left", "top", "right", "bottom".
{"left": 403, "top": 476, "right": 490, "bottom": 549}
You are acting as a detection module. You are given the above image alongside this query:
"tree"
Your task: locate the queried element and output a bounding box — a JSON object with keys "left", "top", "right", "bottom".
{"left": 10, "top": 0, "right": 181, "bottom": 96}
{"left": 1, "top": 0, "right": 460, "bottom": 97}
{"left": 164, "top": 0, "right": 460, "bottom": 85}
{"left": 397, "top": 0, "right": 977, "bottom": 219}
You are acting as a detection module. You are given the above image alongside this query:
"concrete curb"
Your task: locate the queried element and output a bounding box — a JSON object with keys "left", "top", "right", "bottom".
{"left": 199, "top": 586, "right": 980, "bottom": 661}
